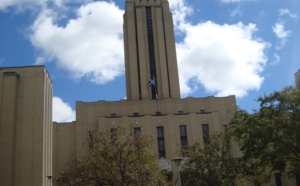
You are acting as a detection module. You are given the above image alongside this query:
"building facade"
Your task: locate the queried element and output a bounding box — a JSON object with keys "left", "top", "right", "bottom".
{"left": 1, "top": 0, "right": 299, "bottom": 186}
{"left": 53, "top": 0, "right": 238, "bottom": 184}
{"left": 0, "top": 66, "right": 53, "bottom": 186}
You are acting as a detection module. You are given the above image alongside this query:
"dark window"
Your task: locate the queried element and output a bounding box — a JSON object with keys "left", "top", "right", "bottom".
{"left": 145, "top": 7, "right": 157, "bottom": 100}
{"left": 156, "top": 111, "right": 161, "bottom": 115}
{"left": 295, "top": 173, "right": 300, "bottom": 186}
{"left": 88, "top": 131, "right": 94, "bottom": 149}
{"left": 111, "top": 113, "right": 116, "bottom": 117}
{"left": 179, "top": 125, "right": 188, "bottom": 147}
{"left": 133, "top": 112, "right": 139, "bottom": 116}
{"left": 200, "top": 110, "right": 205, "bottom": 113}
{"left": 178, "top": 111, "right": 183, "bottom": 114}
{"left": 223, "top": 125, "right": 230, "bottom": 151}
{"left": 134, "top": 127, "right": 141, "bottom": 134}
{"left": 275, "top": 173, "right": 282, "bottom": 186}
{"left": 110, "top": 128, "right": 117, "bottom": 146}
{"left": 157, "top": 127, "right": 166, "bottom": 158}
{"left": 202, "top": 124, "right": 209, "bottom": 144}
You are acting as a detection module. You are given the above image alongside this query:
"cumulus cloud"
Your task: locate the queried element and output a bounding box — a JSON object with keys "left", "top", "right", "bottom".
{"left": 279, "top": 8, "right": 297, "bottom": 19}
{"left": 220, "top": 0, "right": 254, "bottom": 3}
{"left": 272, "top": 22, "right": 291, "bottom": 49}
{"left": 176, "top": 22, "right": 268, "bottom": 97}
{"left": 273, "top": 23, "right": 291, "bottom": 39}
{"left": 30, "top": 1, "right": 124, "bottom": 84}
{"left": 169, "top": 0, "right": 269, "bottom": 98}
{"left": 53, "top": 96, "right": 75, "bottom": 122}
{"left": 270, "top": 53, "right": 280, "bottom": 66}
{"left": 0, "top": 0, "right": 92, "bottom": 12}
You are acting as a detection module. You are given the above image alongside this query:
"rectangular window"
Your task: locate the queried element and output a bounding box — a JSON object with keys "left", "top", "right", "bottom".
{"left": 88, "top": 131, "right": 94, "bottom": 149}
{"left": 179, "top": 125, "right": 188, "bottom": 147}
{"left": 111, "top": 113, "right": 116, "bottom": 117}
{"left": 157, "top": 127, "right": 166, "bottom": 158}
{"left": 295, "top": 173, "right": 300, "bottom": 185}
{"left": 133, "top": 112, "right": 139, "bottom": 116}
{"left": 178, "top": 111, "right": 183, "bottom": 114}
{"left": 223, "top": 125, "right": 230, "bottom": 151}
{"left": 134, "top": 127, "right": 141, "bottom": 134}
{"left": 110, "top": 128, "right": 117, "bottom": 146}
{"left": 275, "top": 173, "right": 282, "bottom": 186}
{"left": 202, "top": 124, "right": 209, "bottom": 144}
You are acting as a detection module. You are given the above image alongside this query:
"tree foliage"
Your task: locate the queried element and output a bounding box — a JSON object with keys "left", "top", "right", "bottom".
{"left": 56, "top": 127, "right": 166, "bottom": 186}
{"left": 229, "top": 86, "right": 300, "bottom": 176}
{"left": 180, "top": 133, "right": 259, "bottom": 186}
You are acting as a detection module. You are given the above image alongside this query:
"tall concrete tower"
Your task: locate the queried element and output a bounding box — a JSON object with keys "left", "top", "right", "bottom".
{"left": 123, "top": 0, "right": 180, "bottom": 101}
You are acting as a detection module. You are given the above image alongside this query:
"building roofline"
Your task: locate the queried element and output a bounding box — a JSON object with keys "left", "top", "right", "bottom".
{"left": 0, "top": 65, "right": 53, "bottom": 84}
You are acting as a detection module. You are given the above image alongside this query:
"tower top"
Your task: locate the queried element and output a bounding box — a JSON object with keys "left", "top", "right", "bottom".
{"left": 123, "top": 0, "right": 180, "bottom": 101}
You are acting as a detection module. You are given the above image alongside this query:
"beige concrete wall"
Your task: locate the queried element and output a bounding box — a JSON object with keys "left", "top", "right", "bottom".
{"left": 53, "top": 121, "right": 76, "bottom": 181}
{"left": 54, "top": 95, "right": 237, "bottom": 184}
{"left": 0, "top": 66, "right": 53, "bottom": 186}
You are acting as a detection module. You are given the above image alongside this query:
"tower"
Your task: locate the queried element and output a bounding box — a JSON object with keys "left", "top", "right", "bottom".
{"left": 123, "top": 0, "right": 181, "bottom": 101}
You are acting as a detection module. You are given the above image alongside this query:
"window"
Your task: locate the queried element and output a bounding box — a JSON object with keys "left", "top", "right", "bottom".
{"left": 156, "top": 111, "right": 161, "bottom": 115}
{"left": 110, "top": 128, "right": 117, "bottom": 146}
{"left": 134, "top": 127, "right": 141, "bottom": 135}
{"left": 157, "top": 127, "right": 166, "bottom": 158}
{"left": 133, "top": 112, "right": 139, "bottom": 116}
{"left": 199, "top": 110, "right": 205, "bottom": 113}
{"left": 202, "top": 124, "right": 209, "bottom": 144}
{"left": 111, "top": 113, "right": 117, "bottom": 117}
{"left": 178, "top": 111, "right": 183, "bottom": 114}
{"left": 179, "top": 125, "right": 188, "bottom": 147}
{"left": 223, "top": 125, "right": 230, "bottom": 151}
{"left": 295, "top": 173, "right": 300, "bottom": 186}
{"left": 274, "top": 173, "right": 282, "bottom": 186}
{"left": 145, "top": 7, "right": 157, "bottom": 100}
{"left": 88, "top": 131, "right": 94, "bottom": 149}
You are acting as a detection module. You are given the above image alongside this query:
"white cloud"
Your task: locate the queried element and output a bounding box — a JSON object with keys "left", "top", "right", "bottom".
{"left": 169, "top": 0, "right": 269, "bottom": 98}
{"left": 272, "top": 22, "right": 291, "bottom": 49}
{"left": 176, "top": 21, "right": 269, "bottom": 97}
{"left": 270, "top": 53, "right": 280, "bottom": 66}
{"left": 273, "top": 23, "right": 291, "bottom": 39}
{"left": 53, "top": 96, "right": 75, "bottom": 122}
{"left": 279, "top": 8, "right": 297, "bottom": 19}
{"left": 230, "top": 5, "right": 242, "bottom": 17}
{"left": 220, "top": 0, "right": 254, "bottom": 3}
{"left": 0, "top": 0, "right": 92, "bottom": 12}
{"left": 169, "top": 0, "right": 193, "bottom": 28}
{"left": 30, "top": 1, "right": 124, "bottom": 84}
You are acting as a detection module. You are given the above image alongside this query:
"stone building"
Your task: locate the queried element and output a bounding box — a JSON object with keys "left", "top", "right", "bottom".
{"left": 53, "top": 0, "right": 238, "bottom": 184}
{"left": 0, "top": 66, "right": 53, "bottom": 186}
{"left": 1, "top": 0, "right": 299, "bottom": 185}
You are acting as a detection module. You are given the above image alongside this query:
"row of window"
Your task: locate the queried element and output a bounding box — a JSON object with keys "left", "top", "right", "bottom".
{"left": 109, "top": 110, "right": 208, "bottom": 117}
{"left": 90, "top": 124, "right": 228, "bottom": 158}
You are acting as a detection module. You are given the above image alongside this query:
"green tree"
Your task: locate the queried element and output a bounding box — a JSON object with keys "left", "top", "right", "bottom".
{"left": 56, "top": 127, "right": 166, "bottom": 186}
{"left": 229, "top": 86, "right": 300, "bottom": 177}
{"left": 180, "top": 133, "right": 258, "bottom": 186}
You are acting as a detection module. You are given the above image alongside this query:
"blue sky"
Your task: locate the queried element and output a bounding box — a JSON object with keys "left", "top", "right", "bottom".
{"left": 0, "top": 0, "right": 299, "bottom": 122}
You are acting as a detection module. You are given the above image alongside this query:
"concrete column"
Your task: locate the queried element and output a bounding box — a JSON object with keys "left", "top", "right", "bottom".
{"left": 0, "top": 72, "right": 19, "bottom": 186}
